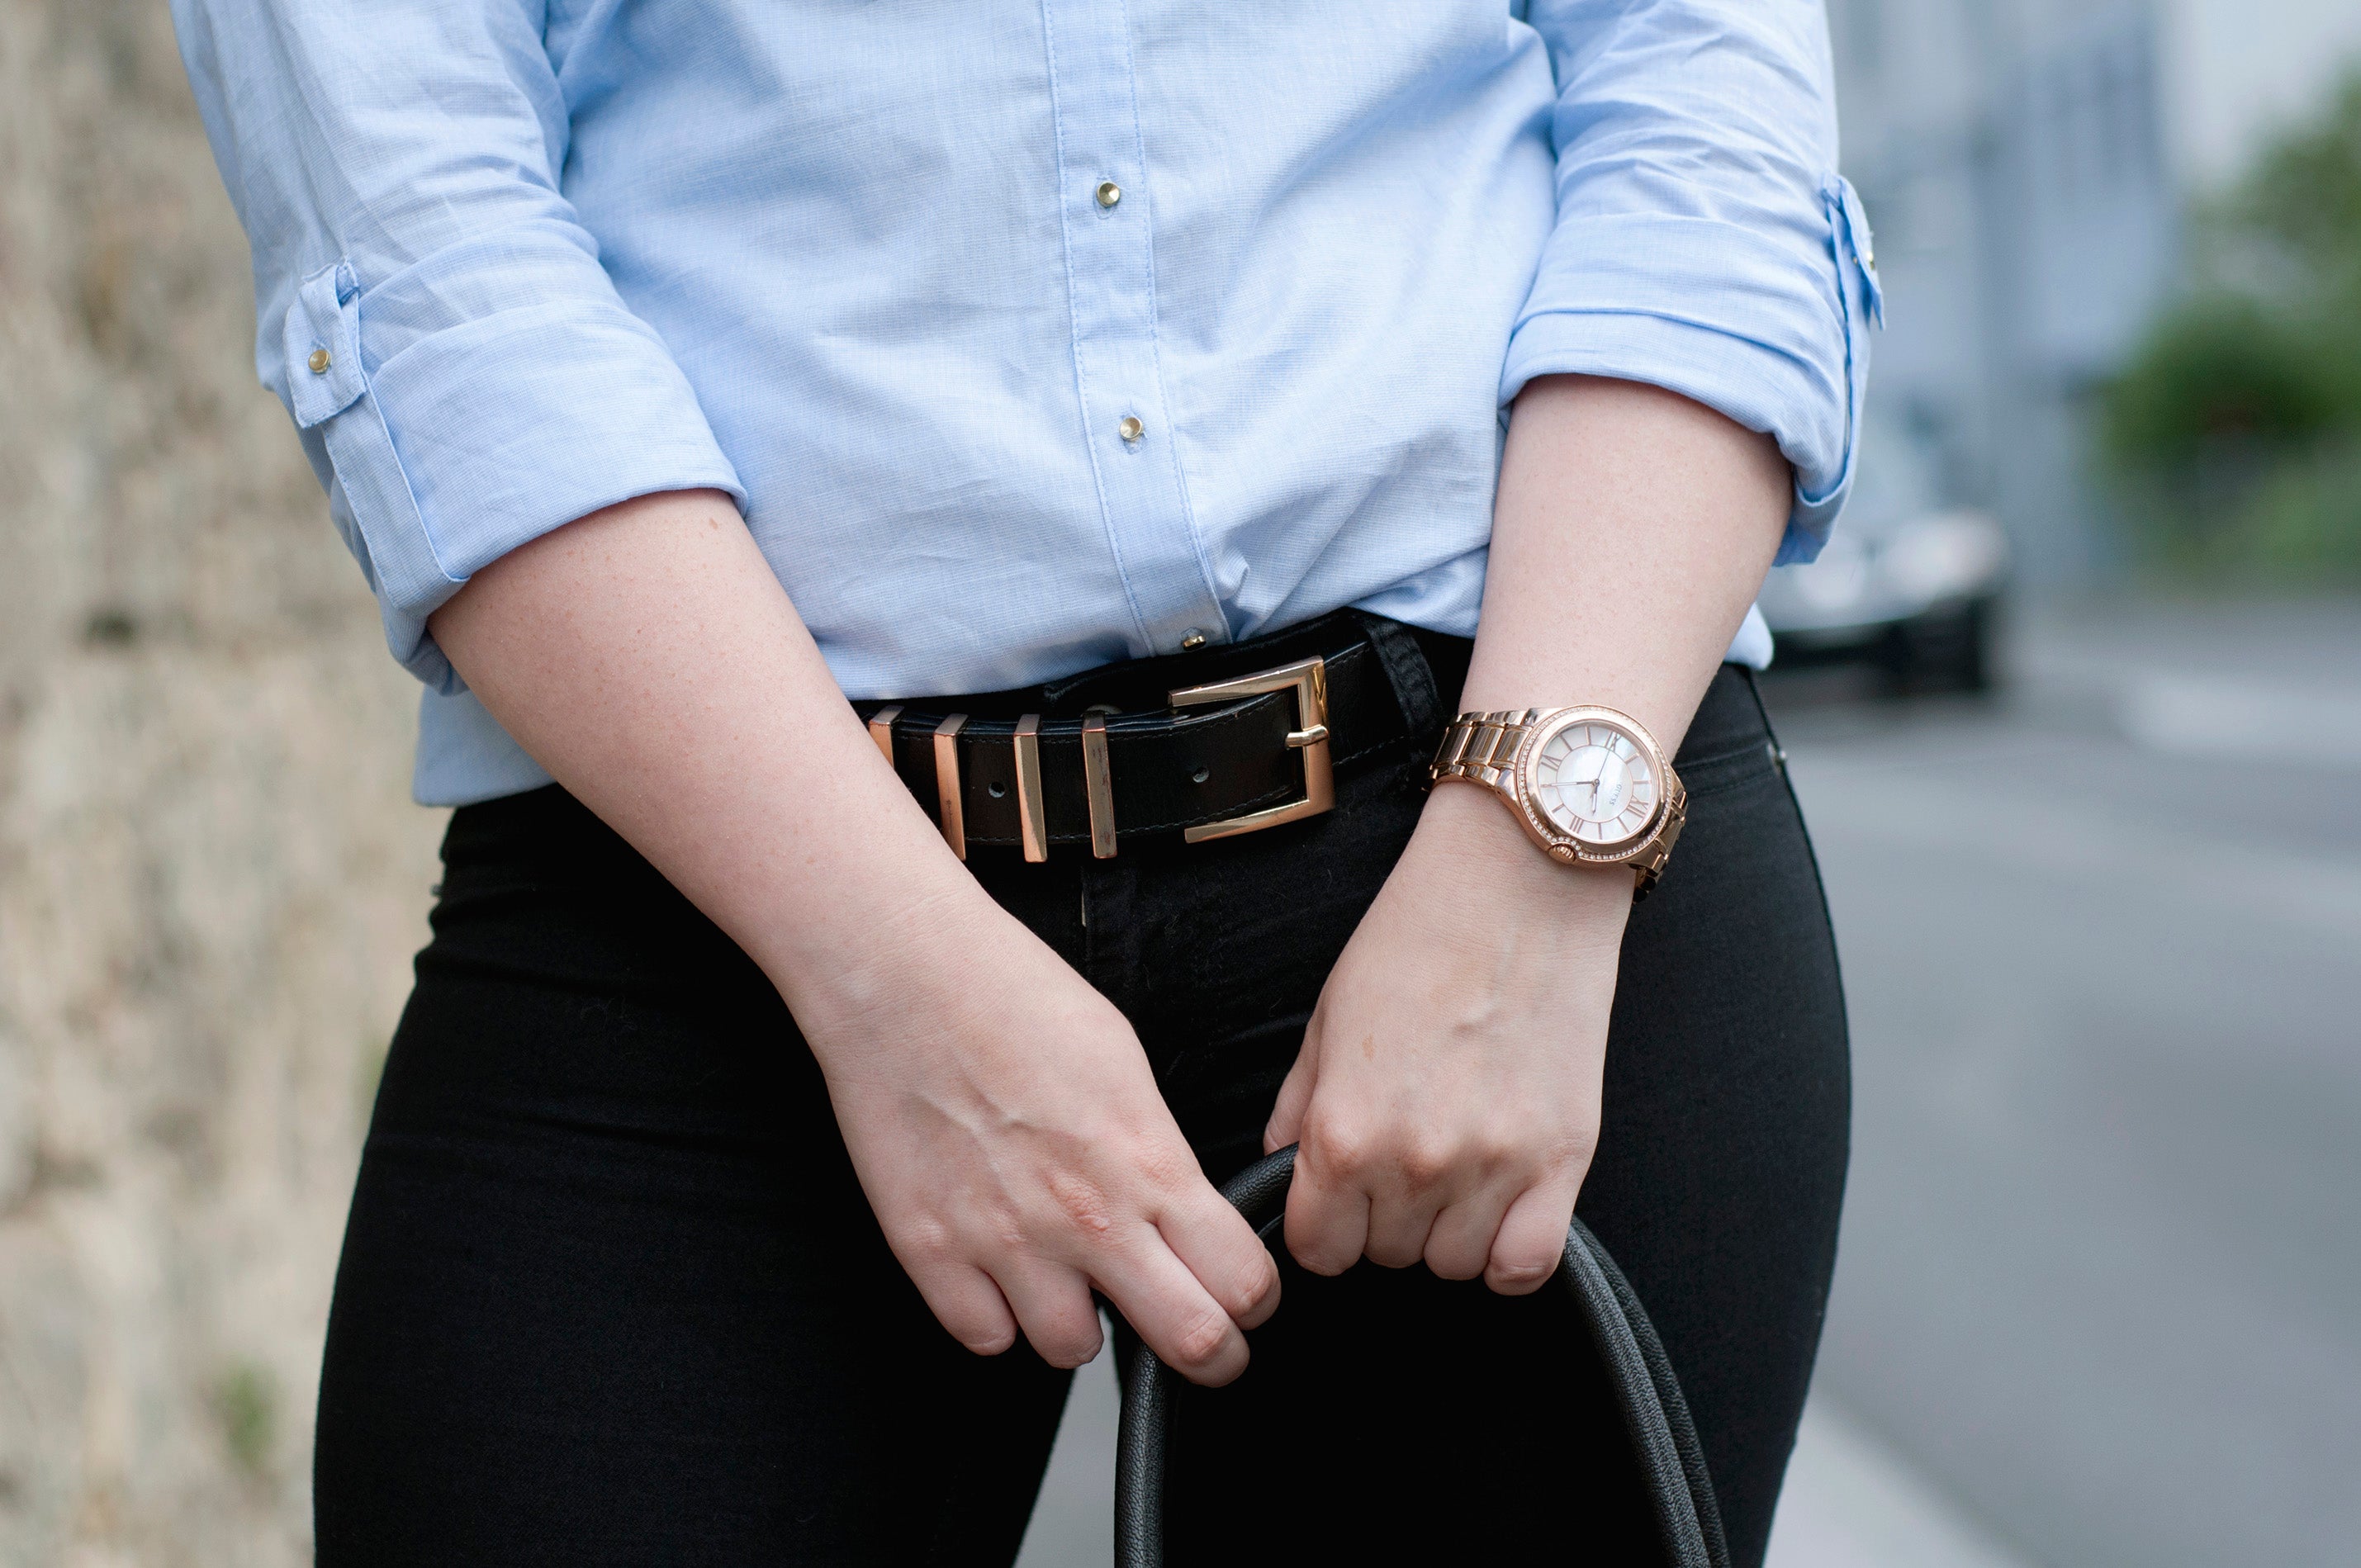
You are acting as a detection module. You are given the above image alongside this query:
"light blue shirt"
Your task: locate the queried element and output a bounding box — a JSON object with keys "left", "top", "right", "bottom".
{"left": 173, "top": 2, "right": 1880, "bottom": 807}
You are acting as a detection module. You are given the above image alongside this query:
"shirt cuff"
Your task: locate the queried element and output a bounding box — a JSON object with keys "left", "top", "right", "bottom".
{"left": 1499, "top": 190, "right": 1880, "bottom": 567}
{"left": 282, "top": 254, "right": 745, "bottom": 692}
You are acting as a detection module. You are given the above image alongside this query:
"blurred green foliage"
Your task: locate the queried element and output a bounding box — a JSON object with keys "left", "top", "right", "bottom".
{"left": 2103, "top": 70, "right": 2361, "bottom": 579}
{"left": 213, "top": 1361, "right": 277, "bottom": 1480}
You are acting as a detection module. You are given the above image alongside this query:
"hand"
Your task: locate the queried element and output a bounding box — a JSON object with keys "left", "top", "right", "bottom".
{"left": 1263, "top": 784, "right": 1630, "bottom": 1293}
{"left": 803, "top": 897, "right": 1280, "bottom": 1385}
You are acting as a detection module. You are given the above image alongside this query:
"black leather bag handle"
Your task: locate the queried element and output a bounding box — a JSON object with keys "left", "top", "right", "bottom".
{"left": 1115, "top": 1146, "right": 1731, "bottom": 1568}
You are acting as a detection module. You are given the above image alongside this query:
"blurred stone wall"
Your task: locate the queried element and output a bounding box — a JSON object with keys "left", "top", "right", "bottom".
{"left": 0, "top": 3, "right": 442, "bottom": 1562}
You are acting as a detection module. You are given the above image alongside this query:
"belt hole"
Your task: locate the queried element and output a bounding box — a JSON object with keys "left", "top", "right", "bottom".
{"left": 1190, "top": 766, "right": 1209, "bottom": 784}
{"left": 987, "top": 781, "right": 1007, "bottom": 798}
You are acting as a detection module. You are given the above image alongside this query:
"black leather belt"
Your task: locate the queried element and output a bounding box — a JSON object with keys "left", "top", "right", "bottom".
{"left": 858, "top": 613, "right": 1462, "bottom": 859}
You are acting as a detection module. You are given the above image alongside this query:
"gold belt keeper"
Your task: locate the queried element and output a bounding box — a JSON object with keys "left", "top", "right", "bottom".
{"left": 1081, "top": 713, "right": 1117, "bottom": 860}
{"left": 932, "top": 713, "right": 968, "bottom": 860}
{"left": 1012, "top": 714, "right": 1049, "bottom": 863}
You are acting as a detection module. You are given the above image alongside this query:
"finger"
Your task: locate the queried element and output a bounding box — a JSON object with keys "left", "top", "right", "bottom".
{"left": 1358, "top": 1130, "right": 1467, "bottom": 1268}
{"left": 1282, "top": 1139, "right": 1370, "bottom": 1277}
{"left": 990, "top": 1258, "right": 1107, "bottom": 1368}
{"left": 1361, "top": 1180, "right": 1444, "bottom": 1270}
{"left": 1092, "top": 1235, "right": 1253, "bottom": 1387}
{"left": 1157, "top": 1184, "right": 1282, "bottom": 1331}
{"left": 905, "top": 1259, "right": 1021, "bottom": 1357}
{"left": 1262, "top": 1045, "right": 1316, "bottom": 1155}
{"left": 1421, "top": 1184, "right": 1518, "bottom": 1281}
{"left": 1486, "top": 1182, "right": 1577, "bottom": 1296}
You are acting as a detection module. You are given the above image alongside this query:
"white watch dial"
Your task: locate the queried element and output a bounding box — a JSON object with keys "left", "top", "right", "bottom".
{"left": 1533, "top": 722, "right": 1657, "bottom": 844}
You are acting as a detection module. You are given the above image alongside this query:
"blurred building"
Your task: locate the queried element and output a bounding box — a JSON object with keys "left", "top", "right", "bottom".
{"left": 1, "top": 6, "right": 439, "bottom": 1561}
{"left": 1829, "top": 0, "right": 2361, "bottom": 588}
{"left": 1828, "top": 0, "right": 2176, "bottom": 586}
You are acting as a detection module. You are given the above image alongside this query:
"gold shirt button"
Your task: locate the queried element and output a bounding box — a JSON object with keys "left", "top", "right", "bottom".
{"left": 1117, "top": 415, "right": 1145, "bottom": 443}
{"left": 307, "top": 348, "right": 332, "bottom": 374}
{"left": 1095, "top": 180, "right": 1121, "bottom": 209}
{"left": 1180, "top": 630, "right": 1207, "bottom": 651}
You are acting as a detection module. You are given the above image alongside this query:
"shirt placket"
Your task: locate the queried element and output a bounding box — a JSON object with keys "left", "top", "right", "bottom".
{"left": 1040, "top": 0, "right": 1228, "bottom": 659}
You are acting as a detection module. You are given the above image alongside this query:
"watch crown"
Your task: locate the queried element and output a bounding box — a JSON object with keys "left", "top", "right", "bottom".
{"left": 1548, "top": 844, "right": 1577, "bottom": 864}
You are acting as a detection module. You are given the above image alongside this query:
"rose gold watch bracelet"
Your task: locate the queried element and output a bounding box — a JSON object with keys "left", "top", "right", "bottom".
{"left": 1429, "top": 708, "right": 1687, "bottom": 898}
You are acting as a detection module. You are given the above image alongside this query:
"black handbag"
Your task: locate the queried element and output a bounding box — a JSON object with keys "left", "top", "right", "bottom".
{"left": 1114, "top": 1146, "right": 1731, "bottom": 1568}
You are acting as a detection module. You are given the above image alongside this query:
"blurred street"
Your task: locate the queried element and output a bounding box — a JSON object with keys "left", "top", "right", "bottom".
{"left": 1015, "top": 598, "right": 2361, "bottom": 1568}
{"left": 1780, "top": 596, "right": 2361, "bottom": 1568}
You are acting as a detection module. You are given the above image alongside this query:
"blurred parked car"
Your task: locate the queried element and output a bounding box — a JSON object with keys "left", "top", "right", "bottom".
{"left": 1759, "top": 421, "right": 2010, "bottom": 692}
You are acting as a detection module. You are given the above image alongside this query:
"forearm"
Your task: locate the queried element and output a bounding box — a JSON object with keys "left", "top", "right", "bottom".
{"left": 1271, "top": 378, "right": 1796, "bottom": 1285}
{"left": 1459, "top": 375, "right": 1791, "bottom": 748}
{"left": 428, "top": 488, "right": 1278, "bottom": 1380}
{"left": 1404, "top": 373, "right": 1790, "bottom": 923}
{"left": 425, "top": 489, "right": 1003, "bottom": 1036}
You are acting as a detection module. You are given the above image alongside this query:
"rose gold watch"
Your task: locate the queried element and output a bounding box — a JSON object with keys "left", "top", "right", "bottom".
{"left": 1429, "top": 706, "right": 1687, "bottom": 898}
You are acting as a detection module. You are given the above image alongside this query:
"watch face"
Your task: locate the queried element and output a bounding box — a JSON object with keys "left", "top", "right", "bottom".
{"left": 1533, "top": 720, "right": 1659, "bottom": 846}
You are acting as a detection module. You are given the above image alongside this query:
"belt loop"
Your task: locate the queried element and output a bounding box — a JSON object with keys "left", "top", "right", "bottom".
{"left": 1081, "top": 713, "right": 1117, "bottom": 859}
{"left": 933, "top": 714, "right": 968, "bottom": 860}
{"left": 1352, "top": 612, "right": 1444, "bottom": 738}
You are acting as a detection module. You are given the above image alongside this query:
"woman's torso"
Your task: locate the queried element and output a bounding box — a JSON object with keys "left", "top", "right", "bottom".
{"left": 549, "top": 2, "right": 1560, "bottom": 692}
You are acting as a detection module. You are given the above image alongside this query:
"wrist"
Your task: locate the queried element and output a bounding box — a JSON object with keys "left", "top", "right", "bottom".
{"left": 753, "top": 866, "right": 1030, "bottom": 1052}
{"left": 1406, "top": 782, "right": 1635, "bottom": 931}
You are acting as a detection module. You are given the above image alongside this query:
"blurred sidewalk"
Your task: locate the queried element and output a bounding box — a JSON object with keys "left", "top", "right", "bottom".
{"left": 1766, "top": 1400, "right": 2034, "bottom": 1568}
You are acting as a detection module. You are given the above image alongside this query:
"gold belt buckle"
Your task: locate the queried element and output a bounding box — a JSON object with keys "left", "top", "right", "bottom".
{"left": 1167, "top": 655, "right": 1334, "bottom": 843}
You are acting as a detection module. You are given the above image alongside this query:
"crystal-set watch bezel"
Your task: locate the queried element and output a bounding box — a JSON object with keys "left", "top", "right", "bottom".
{"left": 1507, "top": 706, "right": 1673, "bottom": 867}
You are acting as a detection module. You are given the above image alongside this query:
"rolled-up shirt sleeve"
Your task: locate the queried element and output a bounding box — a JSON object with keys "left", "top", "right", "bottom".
{"left": 171, "top": 0, "right": 743, "bottom": 689}
{"left": 1507, "top": 0, "right": 1883, "bottom": 564}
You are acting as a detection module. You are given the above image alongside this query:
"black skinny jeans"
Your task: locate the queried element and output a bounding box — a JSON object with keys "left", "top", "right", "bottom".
{"left": 315, "top": 640, "right": 1848, "bottom": 1567}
